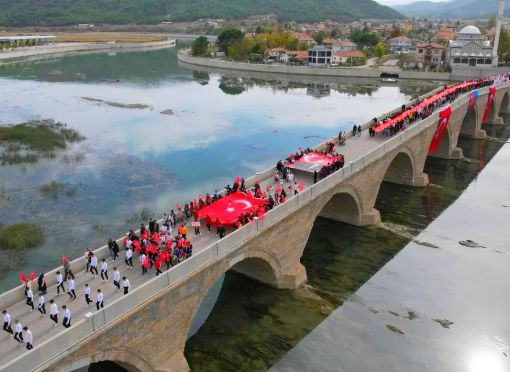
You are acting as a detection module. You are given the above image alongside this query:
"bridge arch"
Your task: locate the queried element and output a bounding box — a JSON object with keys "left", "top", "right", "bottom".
{"left": 318, "top": 186, "right": 364, "bottom": 226}
{"left": 499, "top": 91, "right": 509, "bottom": 115}
{"left": 459, "top": 105, "right": 479, "bottom": 139}
{"left": 66, "top": 349, "right": 151, "bottom": 372}
{"left": 382, "top": 148, "right": 416, "bottom": 186}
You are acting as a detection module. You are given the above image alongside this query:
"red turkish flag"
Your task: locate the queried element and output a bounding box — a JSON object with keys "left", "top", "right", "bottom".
{"left": 19, "top": 273, "right": 27, "bottom": 284}
{"left": 428, "top": 106, "right": 452, "bottom": 154}
{"left": 482, "top": 86, "right": 497, "bottom": 124}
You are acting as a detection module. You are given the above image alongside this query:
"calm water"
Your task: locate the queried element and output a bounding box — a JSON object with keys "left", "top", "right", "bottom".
{"left": 185, "top": 123, "right": 510, "bottom": 371}
{"left": 1, "top": 46, "right": 508, "bottom": 372}
{"left": 0, "top": 46, "right": 436, "bottom": 291}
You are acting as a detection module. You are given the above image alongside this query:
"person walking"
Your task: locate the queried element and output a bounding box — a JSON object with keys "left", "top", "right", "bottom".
{"left": 96, "top": 289, "right": 104, "bottom": 311}
{"left": 49, "top": 299, "right": 59, "bottom": 327}
{"left": 125, "top": 247, "right": 133, "bottom": 269}
{"left": 63, "top": 256, "right": 71, "bottom": 281}
{"left": 22, "top": 326, "right": 33, "bottom": 350}
{"left": 122, "top": 277, "right": 130, "bottom": 295}
{"left": 2, "top": 310, "right": 13, "bottom": 335}
{"left": 37, "top": 273, "right": 47, "bottom": 295}
{"left": 26, "top": 287, "right": 34, "bottom": 311}
{"left": 37, "top": 295, "right": 46, "bottom": 317}
{"left": 100, "top": 259, "right": 108, "bottom": 282}
{"left": 352, "top": 124, "right": 357, "bottom": 136}
{"left": 357, "top": 125, "right": 362, "bottom": 136}
{"left": 84, "top": 248, "right": 92, "bottom": 272}
{"left": 84, "top": 284, "right": 92, "bottom": 306}
{"left": 113, "top": 267, "right": 121, "bottom": 290}
{"left": 62, "top": 305, "right": 71, "bottom": 328}
{"left": 67, "top": 278, "right": 76, "bottom": 300}
{"left": 111, "top": 240, "right": 119, "bottom": 262}
{"left": 56, "top": 271, "right": 64, "bottom": 295}
{"left": 90, "top": 253, "right": 98, "bottom": 277}
{"left": 13, "top": 320, "right": 23, "bottom": 343}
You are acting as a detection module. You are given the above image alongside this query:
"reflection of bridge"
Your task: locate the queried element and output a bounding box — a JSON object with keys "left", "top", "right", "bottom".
{"left": 0, "top": 81, "right": 509, "bottom": 372}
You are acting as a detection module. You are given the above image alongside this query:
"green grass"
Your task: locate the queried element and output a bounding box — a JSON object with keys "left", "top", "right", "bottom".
{"left": 0, "top": 223, "right": 44, "bottom": 251}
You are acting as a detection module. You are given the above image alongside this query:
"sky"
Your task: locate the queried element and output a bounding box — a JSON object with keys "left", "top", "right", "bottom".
{"left": 376, "top": 0, "right": 447, "bottom": 5}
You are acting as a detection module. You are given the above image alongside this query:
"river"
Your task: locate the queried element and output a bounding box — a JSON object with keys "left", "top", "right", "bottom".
{"left": 1, "top": 46, "right": 506, "bottom": 372}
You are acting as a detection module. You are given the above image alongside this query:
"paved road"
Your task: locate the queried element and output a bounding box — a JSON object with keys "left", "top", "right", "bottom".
{"left": 0, "top": 128, "right": 387, "bottom": 365}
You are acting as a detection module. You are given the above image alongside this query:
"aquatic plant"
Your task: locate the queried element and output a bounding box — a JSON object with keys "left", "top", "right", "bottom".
{"left": 0, "top": 119, "right": 85, "bottom": 166}
{"left": 0, "top": 223, "right": 44, "bottom": 251}
{"left": 39, "top": 180, "right": 77, "bottom": 199}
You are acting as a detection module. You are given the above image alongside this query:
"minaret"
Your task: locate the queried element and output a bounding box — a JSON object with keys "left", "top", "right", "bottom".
{"left": 492, "top": 0, "right": 505, "bottom": 66}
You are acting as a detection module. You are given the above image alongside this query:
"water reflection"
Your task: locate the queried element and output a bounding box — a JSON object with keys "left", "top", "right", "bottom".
{"left": 0, "top": 47, "right": 434, "bottom": 293}
{"left": 186, "top": 123, "right": 510, "bottom": 371}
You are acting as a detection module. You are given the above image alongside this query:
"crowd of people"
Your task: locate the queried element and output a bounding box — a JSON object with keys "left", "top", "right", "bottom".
{"left": 369, "top": 77, "right": 500, "bottom": 139}
{"left": 2, "top": 73, "right": 506, "bottom": 356}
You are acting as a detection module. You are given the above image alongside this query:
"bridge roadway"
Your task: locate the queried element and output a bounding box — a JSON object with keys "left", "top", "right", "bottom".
{"left": 0, "top": 79, "right": 508, "bottom": 371}
{"left": 0, "top": 125, "right": 380, "bottom": 368}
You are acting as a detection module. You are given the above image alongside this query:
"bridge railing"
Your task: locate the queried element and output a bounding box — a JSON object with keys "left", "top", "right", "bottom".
{"left": 2, "top": 81, "right": 506, "bottom": 371}
{"left": 0, "top": 80, "right": 449, "bottom": 311}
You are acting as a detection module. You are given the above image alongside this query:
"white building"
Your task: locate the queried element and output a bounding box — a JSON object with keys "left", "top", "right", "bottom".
{"left": 389, "top": 36, "right": 413, "bottom": 53}
{"left": 447, "top": 26, "right": 494, "bottom": 68}
{"left": 308, "top": 45, "right": 332, "bottom": 65}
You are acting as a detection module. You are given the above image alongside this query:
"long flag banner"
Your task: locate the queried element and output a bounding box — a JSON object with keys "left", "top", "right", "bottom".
{"left": 468, "top": 89, "right": 479, "bottom": 111}
{"left": 428, "top": 105, "right": 452, "bottom": 154}
{"left": 482, "top": 86, "right": 497, "bottom": 124}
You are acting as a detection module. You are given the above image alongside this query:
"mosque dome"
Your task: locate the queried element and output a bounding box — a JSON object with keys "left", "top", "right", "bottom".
{"left": 459, "top": 25, "right": 481, "bottom": 35}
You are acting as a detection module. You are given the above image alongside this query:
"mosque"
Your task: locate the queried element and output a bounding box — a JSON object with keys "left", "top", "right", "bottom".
{"left": 447, "top": 0, "right": 505, "bottom": 69}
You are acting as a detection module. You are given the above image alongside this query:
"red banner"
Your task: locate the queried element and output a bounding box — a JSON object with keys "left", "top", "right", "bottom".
{"left": 428, "top": 106, "right": 452, "bottom": 154}
{"left": 468, "top": 89, "right": 479, "bottom": 111}
{"left": 482, "top": 86, "right": 497, "bottom": 124}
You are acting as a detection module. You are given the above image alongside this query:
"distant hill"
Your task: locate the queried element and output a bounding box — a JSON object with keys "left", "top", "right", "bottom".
{"left": 0, "top": 0, "right": 402, "bottom": 27}
{"left": 393, "top": 0, "right": 505, "bottom": 19}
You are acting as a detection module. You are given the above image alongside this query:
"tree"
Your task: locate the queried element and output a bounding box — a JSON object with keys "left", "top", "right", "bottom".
{"left": 375, "top": 42, "right": 385, "bottom": 58}
{"left": 330, "top": 28, "right": 339, "bottom": 39}
{"left": 489, "top": 15, "right": 497, "bottom": 29}
{"left": 313, "top": 31, "right": 326, "bottom": 45}
{"left": 498, "top": 28, "right": 510, "bottom": 62}
{"left": 191, "top": 36, "right": 209, "bottom": 57}
{"left": 217, "top": 28, "right": 244, "bottom": 53}
{"left": 390, "top": 26, "right": 402, "bottom": 38}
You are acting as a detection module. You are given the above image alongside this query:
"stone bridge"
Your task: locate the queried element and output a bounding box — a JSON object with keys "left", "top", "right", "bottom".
{"left": 1, "top": 80, "right": 509, "bottom": 372}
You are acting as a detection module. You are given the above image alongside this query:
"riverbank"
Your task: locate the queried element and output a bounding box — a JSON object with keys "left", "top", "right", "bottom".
{"left": 178, "top": 49, "right": 452, "bottom": 81}
{"left": 272, "top": 126, "right": 510, "bottom": 372}
{"left": 0, "top": 39, "right": 175, "bottom": 66}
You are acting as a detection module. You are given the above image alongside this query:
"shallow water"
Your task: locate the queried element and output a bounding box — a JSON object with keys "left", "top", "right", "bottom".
{"left": 0, "top": 46, "right": 431, "bottom": 291}
{"left": 185, "top": 123, "right": 510, "bottom": 371}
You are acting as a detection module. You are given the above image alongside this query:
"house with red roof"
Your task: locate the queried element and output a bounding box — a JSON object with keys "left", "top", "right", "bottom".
{"left": 390, "top": 35, "right": 412, "bottom": 52}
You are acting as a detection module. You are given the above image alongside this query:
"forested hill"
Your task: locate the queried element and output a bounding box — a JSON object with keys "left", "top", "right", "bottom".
{"left": 0, "top": 0, "right": 402, "bottom": 27}
{"left": 393, "top": 0, "right": 505, "bottom": 19}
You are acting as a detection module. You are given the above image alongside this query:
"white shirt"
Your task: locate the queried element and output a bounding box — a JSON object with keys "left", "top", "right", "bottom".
{"left": 68, "top": 279, "right": 75, "bottom": 291}
{"left": 113, "top": 271, "right": 120, "bottom": 282}
{"left": 50, "top": 303, "right": 58, "bottom": 315}
{"left": 3, "top": 313, "right": 11, "bottom": 325}
{"left": 123, "top": 279, "right": 130, "bottom": 289}
{"left": 84, "top": 287, "right": 91, "bottom": 296}
{"left": 125, "top": 248, "right": 133, "bottom": 259}
{"left": 38, "top": 296, "right": 44, "bottom": 307}
{"left": 24, "top": 329, "right": 32, "bottom": 344}
{"left": 140, "top": 254, "right": 146, "bottom": 263}
{"left": 27, "top": 289, "right": 33, "bottom": 299}
{"left": 14, "top": 323, "right": 22, "bottom": 333}
{"left": 63, "top": 308, "right": 71, "bottom": 319}
{"left": 90, "top": 256, "right": 98, "bottom": 267}
{"left": 126, "top": 239, "right": 132, "bottom": 248}
{"left": 56, "top": 274, "right": 63, "bottom": 284}
{"left": 96, "top": 292, "right": 104, "bottom": 303}
{"left": 101, "top": 261, "right": 107, "bottom": 271}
